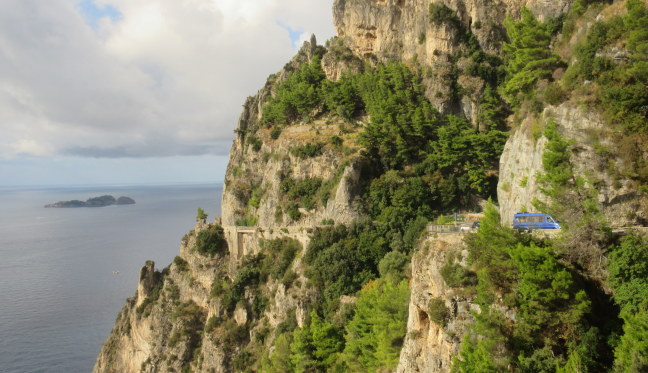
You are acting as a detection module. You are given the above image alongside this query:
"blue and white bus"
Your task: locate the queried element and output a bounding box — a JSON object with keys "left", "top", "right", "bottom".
{"left": 513, "top": 213, "right": 561, "bottom": 230}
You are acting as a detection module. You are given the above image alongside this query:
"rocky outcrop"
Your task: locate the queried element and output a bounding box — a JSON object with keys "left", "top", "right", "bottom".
{"left": 95, "top": 1, "right": 648, "bottom": 372}
{"left": 497, "top": 103, "right": 648, "bottom": 227}
{"left": 332, "top": 0, "right": 572, "bottom": 116}
{"left": 397, "top": 233, "right": 475, "bottom": 372}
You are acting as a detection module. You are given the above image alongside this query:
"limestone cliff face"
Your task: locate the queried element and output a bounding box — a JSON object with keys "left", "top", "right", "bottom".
{"left": 497, "top": 103, "right": 648, "bottom": 227}
{"left": 94, "top": 220, "right": 318, "bottom": 372}
{"left": 397, "top": 233, "right": 475, "bottom": 373}
{"left": 332, "top": 0, "right": 571, "bottom": 116}
{"left": 95, "top": 0, "right": 648, "bottom": 372}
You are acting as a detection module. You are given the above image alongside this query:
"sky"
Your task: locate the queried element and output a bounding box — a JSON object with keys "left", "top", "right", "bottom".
{"left": 0, "top": 0, "right": 335, "bottom": 186}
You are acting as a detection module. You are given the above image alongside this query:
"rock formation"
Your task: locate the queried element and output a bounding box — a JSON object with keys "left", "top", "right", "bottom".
{"left": 95, "top": 0, "right": 647, "bottom": 372}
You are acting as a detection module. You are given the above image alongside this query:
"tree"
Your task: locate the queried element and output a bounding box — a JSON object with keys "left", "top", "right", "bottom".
{"left": 614, "top": 303, "right": 648, "bottom": 372}
{"left": 196, "top": 207, "right": 208, "bottom": 221}
{"left": 502, "top": 8, "right": 561, "bottom": 106}
{"left": 342, "top": 279, "right": 409, "bottom": 371}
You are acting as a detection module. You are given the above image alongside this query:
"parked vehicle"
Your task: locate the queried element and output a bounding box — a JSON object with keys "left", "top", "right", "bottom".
{"left": 513, "top": 213, "right": 561, "bottom": 230}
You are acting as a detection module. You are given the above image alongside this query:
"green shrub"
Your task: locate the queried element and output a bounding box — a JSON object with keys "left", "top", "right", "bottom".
{"left": 259, "top": 237, "right": 301, "bottom": 280}
{"left": 270, "top": 127, "right": 282, "bottom": 139}
{"left": 196, "top": 207, "right": 208, "bottom": 221}
{"left": 428, "top": 297, "right": 450, "bottom": 326}
{"left": 247, "top": 134, "right": 262, "bottom": 152}
{"left": 378, "top": 250, "right": 409, "bottom": 280}
{"left": 286, "top": 202, "right": 301, "bottom": 221}
{"left": 289, "top": 142, "right": 323, "bottom": 158}
{"left": 429, "top": 3, "right": 460, "bottom": 29}
{"left": 440, "top": 262, "right": 477, "bottom": 287}
{"left": 194, "top": 224, "right": 227, "bottom": 257}
{"left": 235, "top": 215, "right": 258, "bottom": 226}
{"left": 543, "top": 81, "right": 566, "bottom": 105}
{"left": 607, "top": 234, "right": 648, "bottom": 316}
{"left": 173, "top": 256, "right": 189, "bottom": 272}
{"left": 261, "top": 54, "right": 326, "bottom": 126}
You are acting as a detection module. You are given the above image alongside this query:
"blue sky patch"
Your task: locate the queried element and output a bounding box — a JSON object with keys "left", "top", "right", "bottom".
{"left": 278, "top": 22, "right": 304, "bottom": 49}
{"left": 77, "top": 0, "right": 122, "bottom": 29}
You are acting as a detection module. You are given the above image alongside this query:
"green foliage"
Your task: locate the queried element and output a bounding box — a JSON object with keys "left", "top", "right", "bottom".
{"left": 194, "top": 224, "right": 227, "bottom": 257}
{"left": 280, "top": 175, "right": 323, "bottom": 212}
{"left": 428, "top": 297, "right": 450, "bottom": 326}
{"left": 196, "top": 207, "right": 208, "bottom": 221}
{"left": 270, "top": 127, "right": 282, "bottom": 139}
{"left": 441, "top": 261, "right": 477, "bottom": 288}
{"left": 342, "top": 279, "right": 410, "bottom": 371}
{"left": 173, "top": 256, "right": 189, "bottom": 272}
{"left": 235, "top": 215, "right": 258, "bottom": 227}
{"left": 607, "top": 234, "right": 648, "bottom": 316}
{"left": 290, "top": 311, "right": 344, "bottom": 372}
{"left": 289, "top": 142, "right": 323, "bottom": 158}
{"left": 455, "top": 202, "right": 611, "bottom": 372}
{"left": 357, "top": 63, "right": 441, "bottom": 169}
{"left": 502, "top": 8, "right": 562, "bottom": 106}
{"left": 262, "top": 55, "right": 326, "bottom": 126}
{"left": 378, "top": 250, "right": 409, "bottom": 281}
{"left": 170, "top": 300, "right": 207, "bottom": 365}
{"left": 543, "top": 82, "right": 567, "bottom": 105}
{"left": 511, "top": 244, "right": 592, "bottom": 351}
{"left": 563, "top": 0, "right": 648, "bottom": 183}
{"left": 613, "top": 303, "right": 648, "bottom": 372}
{"left": 261, "top": 333, "right": 294, "bottom": 372}
{"left": 304, "top": 222, "right": 389, "bottom": 314}
{"left": 322, "top": 74, "right": 363, "bottom": 120}
{"left": 259, "top": 237, "right": 301, "bottom": 281}
{"left": 429, "top": 3, "right": 462, "bottom": 30}
{"left": 246, "top": 134, "right": 262, "bottom": 152}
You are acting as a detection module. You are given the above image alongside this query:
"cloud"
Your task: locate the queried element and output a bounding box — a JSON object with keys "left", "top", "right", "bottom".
{"left": 0, "top": 0, "right": 335, "bottom": 159}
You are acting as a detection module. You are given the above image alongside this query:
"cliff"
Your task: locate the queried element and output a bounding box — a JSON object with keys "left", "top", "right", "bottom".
{"left": 96, "top": 0, "right": 648, "bottom": 372}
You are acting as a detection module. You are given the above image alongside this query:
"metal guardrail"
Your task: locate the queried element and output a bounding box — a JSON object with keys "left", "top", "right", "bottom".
{"left": 426, "top": 224, "right": 461, "bottom": 233}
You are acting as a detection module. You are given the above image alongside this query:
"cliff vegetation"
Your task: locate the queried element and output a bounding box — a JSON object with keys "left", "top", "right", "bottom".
{"left": 96, "top": 0, "right": 647, "bottom": 372}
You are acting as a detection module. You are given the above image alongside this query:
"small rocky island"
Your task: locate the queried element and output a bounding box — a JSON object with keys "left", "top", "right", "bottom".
{"left": 45, "top": 195, "right": 135, "bottom": 208}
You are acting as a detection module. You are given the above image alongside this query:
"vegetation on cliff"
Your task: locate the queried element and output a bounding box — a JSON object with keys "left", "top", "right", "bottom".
{"left": 96, "top": 1, "right": 648, "bottom": 372}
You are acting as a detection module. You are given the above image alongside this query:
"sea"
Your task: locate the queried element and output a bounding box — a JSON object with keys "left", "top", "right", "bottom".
{"left": 0, "top": 184, "right": 222, "bottom": 373}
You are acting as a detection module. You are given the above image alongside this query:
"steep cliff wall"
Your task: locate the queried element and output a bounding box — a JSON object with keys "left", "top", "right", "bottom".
{"left": 498, "top": 103, "right": 648, "bottom": 227}
{"left": 397, "top": 233, "right": 474, "bottom": 373}
{"left": 96, "top": 0, "right": 648, "bottom": 371}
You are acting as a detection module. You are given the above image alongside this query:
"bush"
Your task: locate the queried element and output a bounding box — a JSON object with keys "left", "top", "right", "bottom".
{"left": 429, "top": 3, "right": 460, "bottom": 28}
{"left": 173, "top": 256, "right": 189, "bottom": 272}
{"left": 378, "top": 250, "right": 409, "bottom": 280}
{"left": 259, "top": 237, "right": 301, "bottom": 280}
{"left": 428, "top": 297, "right": 450, "bottom": 326}
{"left": 270, "top": 127, "right": 282, "bottom": 139}
{"left": 289, "top": 142, "right": 323, "bottom": 158}
{"left": 440, "top": 262, "right": 477, "bottom": 287}
{"left": 195, "top": 224, "right": 227, "bottom": 257}
{"left": 196, "top": 207, "right": 208, "bottom": 221}
{"left": 543, "top": 81, "right": 567, "bottom": 105}
{"left": 261, "top": 55, "right": 326, "bottom": 126}
{"left": 247, "top": 134, "right": 262, "bottom": 152}
{"left": 607, "top": 234, "right": 648, "bottom": 316}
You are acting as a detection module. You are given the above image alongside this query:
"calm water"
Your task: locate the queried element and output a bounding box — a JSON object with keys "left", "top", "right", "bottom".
{"left": 0, "top": 184, "right": 222, "bottom": 373}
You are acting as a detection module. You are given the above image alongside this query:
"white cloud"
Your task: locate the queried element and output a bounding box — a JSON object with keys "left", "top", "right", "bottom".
{"left": 0, "top": 0, "right": 335, "bottom": 159}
